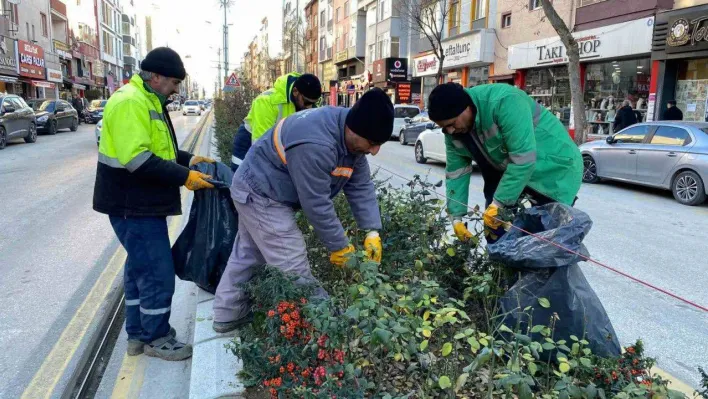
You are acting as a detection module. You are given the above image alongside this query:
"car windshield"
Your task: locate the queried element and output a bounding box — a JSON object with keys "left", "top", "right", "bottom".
{"left": 185, "top": 101, "right": 198, "bottom": 105}
{"left": 395, "top": 107, "right": 420, "bottom": 119}
{"left": 39, "top": 101, "right": 55, "bottom": 112}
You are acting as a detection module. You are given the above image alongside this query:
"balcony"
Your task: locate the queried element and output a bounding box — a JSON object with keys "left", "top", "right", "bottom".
{"left": 51, "top": 0, "right": 67, "bottom": 17}
{"left": 124, "top": 56, "right": 137, "bottom": 66}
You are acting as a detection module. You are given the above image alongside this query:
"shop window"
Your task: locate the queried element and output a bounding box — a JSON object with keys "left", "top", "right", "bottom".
{"left": 501, "top": 12, "right": 511, "bottom": 28}
{"left": 525, "top": 66, "right": 571, "bottom": 127}
{"left": 529, "top": 0, "right": 541, "bottom": 10}
{"left": 676, "top": 58, "right": 708, "bottom": 121}
{"left": 650, "top": 126, "right": 691, "bottom": 146}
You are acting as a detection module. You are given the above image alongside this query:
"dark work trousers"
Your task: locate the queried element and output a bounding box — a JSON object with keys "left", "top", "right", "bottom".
{"left": 109, "top": 216, "right": 175, "bottom": 343}
{"left": 231, "top": 123, "right": 252, "bottom": 172}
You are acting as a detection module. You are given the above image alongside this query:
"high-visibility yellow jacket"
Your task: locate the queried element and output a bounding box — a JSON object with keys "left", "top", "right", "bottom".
{"left": 244, "top": 72, "right": 302, "bottom": 141}
{"left": 93, "top": 74, "right": 193, "bottom": 217}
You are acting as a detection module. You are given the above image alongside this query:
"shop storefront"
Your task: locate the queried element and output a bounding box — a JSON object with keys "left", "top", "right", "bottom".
{"left": 54, "top": 40, "right": 73, "bottom": 99}
{"left": 651, "top": 5, "right": 708, "bottom": 122}
{"left": 335, "top": 49, "right": 366, "bottom": 107}
{"left": 0, "top": 36, "right": 20, "bottom": 94}
{"left": 371, "top": 57, "right": 409, "bottom": 103}
{"left": 440, "top": 29, "right": 494, "bottom": 87}
{"left": 412, "top": 52, "right": 439, "bottom": 110}
{"left": 508, "top": 17, "right": 654, "bottom": 136}
{"left": 17, "top": 40, "right": 49, "bottom": 99}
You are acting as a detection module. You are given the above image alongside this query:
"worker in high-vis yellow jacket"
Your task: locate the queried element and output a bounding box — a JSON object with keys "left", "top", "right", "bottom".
{"left": 230, "top": 72, "right": 322, "bottom": 170}
{"left": 93, "top": 47, "right": 214, "bottom": 362}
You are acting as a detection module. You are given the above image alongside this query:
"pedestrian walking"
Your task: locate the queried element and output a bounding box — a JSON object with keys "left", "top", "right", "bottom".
{"left": 93, "top": 47, "right": 215, "bottom": 361}
{"left": 663, "top": 100, "right": 684, "bottom": 121}
{"left": 213, "top": 89, "right": 394, "bottom": 333}
{"left": 427, "top": 83, "right": 582, "bottom": 244}
{"left": 613, "top": 100, "right": 638, "bottom": 132}
{"left": 231, "top": 72, "right": 322, "bottom": 171}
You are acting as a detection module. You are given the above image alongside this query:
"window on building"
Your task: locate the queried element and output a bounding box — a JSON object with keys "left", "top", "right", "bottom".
{"left": 40, "top": 13, "right": 48, "bottom": 37}
{"left": 320, "top": 10, "right": 325, "bottom": 26}
{"left": 501, "top": 12, "right": 511, "bottom": 28}
{"left": 343, "top": 32, "right": 348, "bottom": 49}
{"left": 343, "top": 1, "right": 349, "bottom": 15}
{"left": 336, "top": 7, "right": 340, "bottom": 22}
{"left": 530, "top": 0, "right": 542, "bottom": 10}
{"left": 474, "top": 0, "right": 486, "bottom": 20}
{"left": 390, "top": 37, "right": 400, "bottom": 57}
{"left": 368, "top": 43, "right": 375, "bottom": 62}
{"left": 25, "top": 22, "right": 29, "bottom": 40}
{"left": 379, "top": 0, "right": 386, "bottom": 21}
{"left": 32, "top": 24, "right": 35, "bottom": 42}
{"left": 367, "top": 6, "right": 376, "bottom": 26}
{"left": 448, "top": 0, "right": 460, "bottom": 35}
{"left": 102, "top": 1, "right": 111, "bottom": 25}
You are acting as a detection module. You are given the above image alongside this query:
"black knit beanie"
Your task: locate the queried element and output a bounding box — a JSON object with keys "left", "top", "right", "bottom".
{"left": 428, "top": 82, "right": 472, "bottom": 122}
{"left": 294, "top": 74, "right": 322, "bottom": 101}
{"left": 345, "top": 88, "right": 394, "bottom": 144}
{"left": 140, "top": 47, "right": 187, "bottom": 80}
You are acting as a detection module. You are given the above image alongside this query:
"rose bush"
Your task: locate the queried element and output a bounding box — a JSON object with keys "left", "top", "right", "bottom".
{"left": 229, "top": 177, "right": 691, "bottom": 398}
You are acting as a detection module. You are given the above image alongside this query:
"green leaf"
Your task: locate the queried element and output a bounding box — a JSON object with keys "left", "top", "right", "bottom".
{"left": 455, "top": 373, "right": 469, "bottom": 393}
{"left": 438, "top": 375, "right": 452, "bottom": 389}
{"left": 446, "top": 248, "right": 456, "bottom": 257}
{"left": 499, "top": 324, "right": 514, "bottom": 334}
{"left": 420, "top": 339, "right": 429, "bottom": 351}
{"left": 392, "top": 324, "right": 410, "bottom": 334}
{"left": 585, "top": 384, "right": 598, "bottom": 399}
{"left": 467, "top": 337, "right": 480, "bottom": 353}
{"left": 559, "top": 362, "right": 571, "bottom": 373}
{"left": 441, "top": 342, "right": 453, "bottom": 356}
{"left": 530, "top": 324, "right": 544, "bottom": 333}
{"left": 527, "top": 361, "right": 538, "bottom": 376}
{"left": 580, "top": 357, "right": 593, "bottom": 368}
{"left": 538, "top": 297, "right": 551, "bottom": 308}
{"left": 372, "top": 328, "right": 392, "bottom": 347}
{"left": 454, "top": 332, "right": 466, "bottom": 339}
{"left": 518, "top": 382, "right": 534, "bottom": 399}
{"left": 570, "top": 335, "right": 579, "bottom": 341}
{"left": 344, "top": 306, "right": 360, "bottom": 320}
{"left": 571, "top": 343, "right": 580, "bottom": 355}
{"left": 542, "top": 342, "right": 555, "bottom": 350}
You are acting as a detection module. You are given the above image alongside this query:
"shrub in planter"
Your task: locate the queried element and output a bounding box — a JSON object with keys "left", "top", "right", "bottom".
{"left": 212, "top": 82, "right": 259, "bottom": 163}
{"left": 229, "top": 178, "right": 689, "bottom": 399}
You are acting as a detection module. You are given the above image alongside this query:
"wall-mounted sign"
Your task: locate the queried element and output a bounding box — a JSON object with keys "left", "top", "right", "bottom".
{"left": 441, "top": 30, "right": 494, "bottom": 69}
{"left": 0, "top": 37, "right": 18, "bottom": 75}
{"left": 335, "top": 50, "right": 348, "bottom": 63}
{"left": 47, "top": 68, "right": 63, "bottom": 83}
{"left": 508, "top": 17, "right": 654, "bottom": 69}
{"left": 53, "top": 40, "right": 72, "bottom": 59}
{"left": 18, "top": 40, "right": 46, "bottom": 79}
{"left": 413, "top": 53, "right": 438, "bottom": 77}
{"left": 666, "top": 13, "right": 708, "bottom": 53}
{"left": 372, "top": 58, "right": 408, "bottom": 83}
{"left": 395, "top": 82, "right": 411, "bottom": 104}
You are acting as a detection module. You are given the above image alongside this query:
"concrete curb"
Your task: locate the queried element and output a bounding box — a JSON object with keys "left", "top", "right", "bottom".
{"left": 188, "top": 288, "right": 245, "bottom": 399}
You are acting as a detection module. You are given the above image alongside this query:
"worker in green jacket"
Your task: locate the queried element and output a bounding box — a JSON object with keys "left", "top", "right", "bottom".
{"left": 427, "top": 83, "right": 582, "bottom": 243}
{"left": 231, "top": 72, "right": 322, "bottom": 170}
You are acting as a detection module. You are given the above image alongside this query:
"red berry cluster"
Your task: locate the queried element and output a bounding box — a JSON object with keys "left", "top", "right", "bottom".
{"left": 267, "top": 300, "right": 311, "bottom": 342}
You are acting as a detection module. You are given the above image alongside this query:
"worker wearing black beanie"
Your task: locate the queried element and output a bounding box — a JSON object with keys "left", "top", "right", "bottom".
{"left": 293, "top": 74, "right": 322, "bottom": 105}
{"left": 345, "top": 88, "right": 395, "bottom": 148}
{"left": 140, "top": 47, "right": 187, "bottom": 80}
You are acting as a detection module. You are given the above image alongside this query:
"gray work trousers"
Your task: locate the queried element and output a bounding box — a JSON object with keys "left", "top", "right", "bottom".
{"left": 213, "top": 176, "right": 326, "bottom": 323}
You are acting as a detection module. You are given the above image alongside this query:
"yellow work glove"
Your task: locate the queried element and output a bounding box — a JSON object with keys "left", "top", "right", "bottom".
{"left": 452, "top": 220, "right": 474, "bottom": 241}
{"left": 364, "top": 231, "right": 382, "bottom": 263}
{"left": 184, "top": 170, "right": 214, "bottom": 191}
{"left": 189, "top": 155, "right": 216, "bottom": 166}
{"left": 483, "top": 202, "right": 508, "bottom": 244}
{"left": 330, "top": 244, "right": 356, "bottom": 268}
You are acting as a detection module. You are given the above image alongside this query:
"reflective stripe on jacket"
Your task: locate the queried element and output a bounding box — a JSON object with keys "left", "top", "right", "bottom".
{"left": 444, "top": 84, "right": 582, "bottom": 216}
{"left": 93, "top": 74, "right": 192, "bottom": 217}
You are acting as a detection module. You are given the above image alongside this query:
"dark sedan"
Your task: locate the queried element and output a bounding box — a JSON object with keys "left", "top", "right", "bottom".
{"left": 399, "top": 112, "right": 435, "bottom": 145}
{"left": 28, "top": 99, "right": 79, "bottom": 135}
{"left": 86, "top": 99, "right": 108, "bottom": 123}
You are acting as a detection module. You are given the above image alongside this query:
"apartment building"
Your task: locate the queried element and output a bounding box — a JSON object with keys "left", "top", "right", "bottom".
{"left": 333, "top": 0, "right": 367, "bottom": 106}
{"left": 304, "top": 0, "right": 319, "bottom": 77}
{"left": 121, "top": 0, "right": 142, "bottom": 85}
{"left": 318, "top": 0, "right": 336, "bottom": 102}
{"left": 96, "top": 0, "right": 123, "bottom": 95}
{"left": 283, "top": 0, "right": 306, "bottom": 73}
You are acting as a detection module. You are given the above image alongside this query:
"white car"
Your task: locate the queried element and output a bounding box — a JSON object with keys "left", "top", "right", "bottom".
{"left": 95, "top": 119, "right": 102, "bottom": 146}
{"left": 391, "top": 104, "right": 420, "bottom": 139}
{"left": 182, "top": 100, "right": 202, "bottom": 116}
{"left": 167, "top": 102, "right": 181, "bottom": 111}
{"left": 414, "top": 127, "right": 446, "bottom": 164}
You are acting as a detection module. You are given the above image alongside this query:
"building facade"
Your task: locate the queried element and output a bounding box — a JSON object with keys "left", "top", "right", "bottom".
{"left": 283, "top": 0, "right": 306, "bottom": 73}
{"left": 334, "top": 0, "right": 367, "bottom": 106}
{"left": 318, "top": 0, "right": 336, "bottom": 102}
{"left": 121, "top": 0, "right": 142, "bottom": 86}
{"left": 304, "top": 0, "right": 319, "bottom": 78}
{"left": 96, "top": 0, "right": 123, "bottom": 96}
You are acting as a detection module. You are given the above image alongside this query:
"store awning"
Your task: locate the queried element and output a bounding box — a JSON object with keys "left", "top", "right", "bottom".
{"left": 73, "top": 83, "right": 87, "bottom": 90}
{"left": 0, "top": 75, "right": 18, "bottom": 83}
{"left": 32, "top": 80, "right": 57, "bottom": 89}
{"left": 489, "top": 74, "right": 515, "bottom": 81}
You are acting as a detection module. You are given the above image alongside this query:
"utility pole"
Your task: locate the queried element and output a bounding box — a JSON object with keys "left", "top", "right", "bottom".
{"left": 294, "top": 0, "right": 299, "bottom": 72}
{"left": 217, "top": 48, "right": 222, "bottom": 87}
{"left": 221, "top": 0, "right": 230, "bottom": 82}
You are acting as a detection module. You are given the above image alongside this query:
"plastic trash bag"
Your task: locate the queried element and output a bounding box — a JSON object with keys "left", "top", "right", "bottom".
{"left": 488, "top": 203, "right": 621, "bottom": 358}
{"left": 172, "top": 161, "right": 237, "bottom": 294}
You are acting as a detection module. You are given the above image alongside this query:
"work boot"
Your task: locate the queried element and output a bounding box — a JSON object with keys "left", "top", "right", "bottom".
{"left": 127, "top": 327, "right": 176, "bottom": 356}
{"left": 143, "top": 335, "right": 193, "bottom": 361}
{"left": 212, "top": 313, "right": 254, "bottom": 334}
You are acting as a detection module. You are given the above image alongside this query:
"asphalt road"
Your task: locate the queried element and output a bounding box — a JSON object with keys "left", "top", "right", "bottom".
{"left": 370, "top": 141, "right": 708, "bottom": 388}
{"left": 0, "top": 112, "right": 204, "bottom": 398}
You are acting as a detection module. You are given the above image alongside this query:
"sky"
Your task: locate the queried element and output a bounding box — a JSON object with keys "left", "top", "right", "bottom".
{"left": 139, "top": 0, "right": 284, "bottom": 97}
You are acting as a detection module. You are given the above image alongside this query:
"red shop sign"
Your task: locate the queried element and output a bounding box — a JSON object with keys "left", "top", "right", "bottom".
{"left": 18, "top": 40, "right": 46, "bottom": 79}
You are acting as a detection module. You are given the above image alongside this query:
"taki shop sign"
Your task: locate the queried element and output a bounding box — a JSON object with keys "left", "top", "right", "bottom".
{"left": 18, "top": 40, "right": 46, "bottom": 79}
{"left": 537, "top": 35, "right": 601, "bottom": 65}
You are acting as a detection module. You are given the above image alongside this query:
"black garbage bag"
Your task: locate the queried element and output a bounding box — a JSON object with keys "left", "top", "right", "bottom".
{"left": 172, "top": 161, "right": 237, "bottom": 294}
{"left": 488, "top": 203, "right": 621, "bottom": 358}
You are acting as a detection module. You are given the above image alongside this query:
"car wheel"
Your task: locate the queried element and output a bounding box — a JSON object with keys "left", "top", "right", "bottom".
{"left": 70, "top": 118, "right": 78, "bottom": 132}
{"left": 0, "top": 126, "right": 6, "bottom": 150}
{"left": 582, "top": 155, "right": 600, "bottom": 183}
{"left": 48, "top": 120, "right": 57, "bottom": 135}
{"left": 399, "top": 131, "right": 407, "bottom": 145}
{"left": 415, "top": 141, "right": 427, "bottom": 164}
{"left": 24, "top": 123, "right": 37, "bottom": 143}
{"left": 672, "top": 170, "right": 707, "bottom": 206}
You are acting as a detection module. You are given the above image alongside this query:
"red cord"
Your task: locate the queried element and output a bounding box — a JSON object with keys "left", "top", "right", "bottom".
{"left": 373, "top": 164, "right": 708, "bottom": 313}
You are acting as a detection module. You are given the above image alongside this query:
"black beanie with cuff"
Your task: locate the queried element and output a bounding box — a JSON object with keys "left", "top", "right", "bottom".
{"left": 345, "top": 88, "right": 394, "bottom": 144}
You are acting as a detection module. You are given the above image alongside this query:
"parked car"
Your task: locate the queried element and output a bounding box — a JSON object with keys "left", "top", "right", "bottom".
{"left": 399, "top": 112, "right": 435, "bottom": 145}
{"left": 183, "top": 100, "right": 202, "bottom": 116}
{"left": 86, "top": 99, "right": 108, "bottom": 123}
{"left": 414, "top": 127, "right": 446, "bottom": 164}
{"left": 29, "top": 99, "right": 79, "bottom": 135}
{"left": 198, "top": 100, "right": 206, "bottom": 110}
{"left": 167, "top": 101, "right": 181, "bottom": 112}
{"left": 0, "top": 95, "right": 37, "bottom": 149}
{"left": 95, "top": 119, "right": 102, "bottom": 146}
{"left": 391, "top": 104, "right": 420, "bottom": 139}
{"left": 580, "top": 122, "right": 708, "bottom": 205}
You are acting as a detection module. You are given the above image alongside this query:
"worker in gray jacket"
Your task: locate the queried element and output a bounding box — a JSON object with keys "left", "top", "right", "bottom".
{"left": 213, "top": 89, "right": 394, "bottom": 333}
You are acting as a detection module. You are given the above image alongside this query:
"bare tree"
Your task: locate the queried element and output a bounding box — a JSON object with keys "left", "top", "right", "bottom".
{"left": 283, "top": 14, "right": 307, "bottom": 72}
{"left": 538, "top": 1, "right": 587, "bottom": 145}
{"left": 397, "top": 0, "right": 450, "bottom": 83}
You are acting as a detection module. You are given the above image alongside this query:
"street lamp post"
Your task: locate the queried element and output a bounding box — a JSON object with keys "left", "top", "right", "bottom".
{"left": 219, "top": 0, "right": 230, "bottom": 82}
